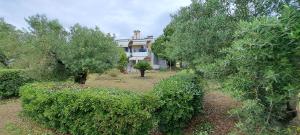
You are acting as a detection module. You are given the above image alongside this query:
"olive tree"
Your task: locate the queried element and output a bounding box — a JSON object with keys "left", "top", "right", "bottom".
{"left": 22, "top": 15, "right": 69, "bottom": 81}
{"left": 0, "top": 18, "right": 22, "bottom": 67}
{"left": 60, "top": 24, "right": 118, "bottom": 84}
{"left": 162, "top": 0, "right": 297, "bottom": 77}
{"left": 215, "top": 7, "right": 300, "bottom": 132}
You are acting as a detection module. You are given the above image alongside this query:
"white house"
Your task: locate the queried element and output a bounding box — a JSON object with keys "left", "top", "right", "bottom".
{"left": 116, "top": 30, "right": 168, "bottom": 71}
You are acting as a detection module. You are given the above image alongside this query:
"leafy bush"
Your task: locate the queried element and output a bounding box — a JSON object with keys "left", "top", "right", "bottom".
{"left": 229, "top": 100, "right": 298, "bottom": 135}
{"left": 153, "top": 73, "right": 204, "bottom": 134}
{"left": 0, "top": 69, "right": 32, "bottom": 99}
{"left": 117, "top": 49, "right": 128, "bottom": 73}
{"left": 134, "top": 60, "right": 151, "bottom": 77}
{"left": 20, "top": 82, "right": 160, "bottom": 135}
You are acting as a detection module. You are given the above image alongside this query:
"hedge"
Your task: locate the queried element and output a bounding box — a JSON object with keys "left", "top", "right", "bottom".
{"left": 20, "top": 83, "right": 160, "bottom": 135}
{"left": 153, "top": 73, "right": 204, "bottom": 134}
{"left": 0, "top": 69, "right": 32, "bottom": 99}
{"left": 20, "top": 73, "right": 204, "bottom": 134}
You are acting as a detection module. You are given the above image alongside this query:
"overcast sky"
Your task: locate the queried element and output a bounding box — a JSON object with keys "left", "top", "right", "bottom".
{"left": 0, "top": 0, "right": 191, "bottom": 38}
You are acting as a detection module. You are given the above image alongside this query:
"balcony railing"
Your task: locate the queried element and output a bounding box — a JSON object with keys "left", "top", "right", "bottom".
{"left": 126, "top": 52, "right": 149, "bottom": 57}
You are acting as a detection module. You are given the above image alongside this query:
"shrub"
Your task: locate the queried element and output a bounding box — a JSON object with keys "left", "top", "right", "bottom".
{"left": 134, "top": 60, "right": 151, "bottom": 77}
{"left": 229, "top": 100, "right": 297, "bottom": 135}
{"left": 0, "top": 69, "right": 32, "bottom": 99}
{"left": 20, "top": 82, "right": 160, "bottom": 135}
{"left": 117, "top": 49, "right": 128, "bottom": 73}
{"left": 153, "top": 73, "right": 204, "bottom": 134}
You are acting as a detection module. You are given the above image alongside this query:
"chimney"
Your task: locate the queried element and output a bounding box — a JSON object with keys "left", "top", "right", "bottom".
{"left": 133, "top": 30, "right": 141, "bottom": 39}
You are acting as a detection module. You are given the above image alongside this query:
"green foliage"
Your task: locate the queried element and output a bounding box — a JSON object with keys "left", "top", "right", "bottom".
{"left": 0, "top": 18, "right": 23, "bottom": 67}
{"left": 0, "top": 69, "right": 32, "bottom": 99}
{"left": 134, "top": 60, "right": 151, "bottom": 77}
{"left": 117, "top": 49, "right": 128, "bottom": 73}
{"left": 20, "top": 82, "right": 160, "bottom": 135}
{"left": 20, "top": 73, "right": 205, "bottom": 135}
{"left": 153, "top": 73, "right": 204, "bottom": 134}
{"left": 21, "top": 15, "right": 70, "bottom": 81}
{"left": 165, "top": 0, "right": 235, "bottom": 74}
{"left": 215, "top": 6, "right": 300, "bottom": 133}
{"left": 59, "top": 24, "right": 118, "bottom": 83}
{"left": 222, "top": 14, "right": 300, "bottom": 122}
{"left": 161, "top": 0, "right": 298, "bottom": 76}
{"left": 134, "top": 60, "right": 151, "bottom": 71}
{"left": 229, "top": 100, "right": 296, "bottom": 135}
{"left": 151, "top": 24, "right": 174, "bottom": 60}
{"left": 229, "top": 100, "right": 269, "bottom": 134}
{"left": 193, "top": 122, "right": 214, "bottom": 135}
{"left": 2, "top": 15, "right": 119, "bottom": 83}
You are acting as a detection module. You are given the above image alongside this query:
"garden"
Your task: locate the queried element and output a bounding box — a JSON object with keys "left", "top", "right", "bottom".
{"left": 1, "top": 0, "right": 300, "bottom": 135}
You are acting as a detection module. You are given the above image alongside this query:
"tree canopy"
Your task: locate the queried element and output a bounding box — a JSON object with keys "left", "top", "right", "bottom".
{"left": 0, "top": 15, "right": 119, "bottom": 83}
{"left": 59, "top": 24, "right": 118, "bottom": 83}
{"left": 158, "top": 0, "right": 300, "bottom": 133}
{"left": 0, "top": 18, "right": 22, "bottom": 67}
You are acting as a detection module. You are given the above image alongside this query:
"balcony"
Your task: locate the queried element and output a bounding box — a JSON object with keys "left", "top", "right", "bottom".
{"left": 126, "top": 52, "right": 149, "bottom": 57}
{"left": 132, "top": 52, "right": 148, "bottom": 57}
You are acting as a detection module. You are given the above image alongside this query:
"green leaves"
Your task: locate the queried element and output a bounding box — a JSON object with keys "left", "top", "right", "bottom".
{"left": 165, "top": 0, "right": 235, "bottom": 73}
{"left": 151, "top": 24, "right": 175, "bottom": 61}
{"left": 218, "top": 6, "right": 300, "bottom": 128}
{"left": 20, "top": 82, "right": 159, "bottom": 135}
{"left": 60, "top": 24, "right": 118, "bottom": 76}
{"left": 0, "top": 69, "right": 32, "bottom": 99}
{"left": 19, "top": 73, "right": 204, "bottom": 135}
{"left": 134, "top": 60, "right": 151, "bottom": 71}
{"left": 153, "top": 73, "right": 203, "bottom": 134}
{"left": 117, "top": 48, "right": 128, "bottom": 73}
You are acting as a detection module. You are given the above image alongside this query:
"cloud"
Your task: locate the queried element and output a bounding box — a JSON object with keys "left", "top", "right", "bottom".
{"left": 0, "top": 0, "right": 191, "bottom": 38}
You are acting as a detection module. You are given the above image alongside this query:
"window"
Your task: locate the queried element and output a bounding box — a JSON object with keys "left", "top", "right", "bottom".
{"left": 124, "top": 47, "right": 128, "bottom": 52}
{"left": 139, "top": 46, "right": 147, "bottom": 52}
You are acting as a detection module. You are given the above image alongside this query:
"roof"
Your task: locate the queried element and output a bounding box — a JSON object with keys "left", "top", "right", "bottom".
{"left": 116, "top": 38, "right": 155, "bottom": 47}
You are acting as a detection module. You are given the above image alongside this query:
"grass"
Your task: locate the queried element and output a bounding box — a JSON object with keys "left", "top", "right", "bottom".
{"left": 0, "top": 99, "right": 60, "bottom": 135}
{"left": 86, "top": 71, "right": 176, "bottom": 93}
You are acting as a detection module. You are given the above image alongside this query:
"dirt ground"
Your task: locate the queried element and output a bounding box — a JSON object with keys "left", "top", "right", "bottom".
{"left": 184, "top": 91, "right": 239, "bottom": 135}
{"left": 0, "top": 99, "right": 21, "bottom": 135}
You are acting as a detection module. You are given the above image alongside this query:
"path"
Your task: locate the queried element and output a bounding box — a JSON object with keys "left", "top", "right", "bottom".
{"left": 184, "top": 91, "right": 239, "bottom": 135}
{"left": 0, "top": 99, "right": 21, "bottom": 135}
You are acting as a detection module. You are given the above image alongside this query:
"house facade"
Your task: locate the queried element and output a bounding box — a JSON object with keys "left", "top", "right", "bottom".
{"left": 116, "top": 30, "right": 168, "bottom": 71}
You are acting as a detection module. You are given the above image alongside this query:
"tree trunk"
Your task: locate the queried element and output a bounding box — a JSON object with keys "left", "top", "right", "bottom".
{"left": 74, "top": 72, "right": 87, "bottom": 84}
{"left": 140, "top": 70, "right": 145, "bottom": 77}
{"left": 0, "top": 53, "right": 9, "bottom": 67}
{"left": 284, "top": 98, "right": 298, "bottom": 123}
